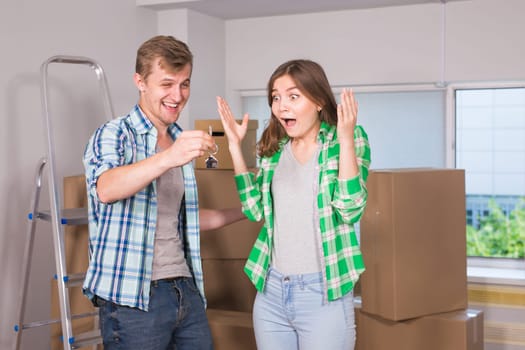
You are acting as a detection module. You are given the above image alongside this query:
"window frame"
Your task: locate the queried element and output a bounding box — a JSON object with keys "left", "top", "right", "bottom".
{"left": 445, "top": 81, "right": 525, "bottom": 286}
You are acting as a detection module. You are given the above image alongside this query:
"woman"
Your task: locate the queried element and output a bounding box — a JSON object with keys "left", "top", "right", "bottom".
{"left": 216, "top": 59, "right": 371, "bottom": 350}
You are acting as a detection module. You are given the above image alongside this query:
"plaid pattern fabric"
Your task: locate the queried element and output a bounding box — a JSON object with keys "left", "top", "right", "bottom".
{"left": 235, "top": 122, "right": 371, "bottom": 301}
{"left": 83, "top": 105, "right": 204, "bottom": 311}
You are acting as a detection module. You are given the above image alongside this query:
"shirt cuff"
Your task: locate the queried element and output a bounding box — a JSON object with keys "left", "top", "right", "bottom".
{"left": 338, "top": 174, "right": 362, "bottom": 197}
{"left": 234, "top": 172, "right": 254, "bottom": 190}
{"left": 88, "top": 163, "right": 115, "bottom": 201}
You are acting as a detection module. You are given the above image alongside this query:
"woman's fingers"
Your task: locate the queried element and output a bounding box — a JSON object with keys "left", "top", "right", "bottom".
{"left": 339, "top": 88, "right": 357, "bottom": 123}
{"left": 217, "top": 96, "right": 247, "bottom": 143}
{"left": 217, "top": 97, "right": 235, "bottom": 122}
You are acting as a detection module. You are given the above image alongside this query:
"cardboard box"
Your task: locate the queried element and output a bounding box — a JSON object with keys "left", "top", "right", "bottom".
{"left": 207, "top": 309, "right": 256, "bottom": 350}
{"left": 203, "top": 259, "right": 256, "bottom": 312}
{"left": 194, "top": 119, "right": 258, "bottom": 169}
{"left": 63, "top": 175, "right": 90, "bottom": 274}
{"left": 355, "top": 304, "right": 483, "bottom": 350}
{"left": 196, "top": 169, "right": 261, "bottom": 259}
{"left": 360, "top": 169, "right": 467, "bottom": 321}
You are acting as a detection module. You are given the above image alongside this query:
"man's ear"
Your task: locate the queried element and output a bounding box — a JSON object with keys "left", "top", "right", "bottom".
{"left": 134, "top": 73, "right": 145, "bottom": 92}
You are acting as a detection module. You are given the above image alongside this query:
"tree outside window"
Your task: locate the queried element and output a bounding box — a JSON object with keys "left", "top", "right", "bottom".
{"left": 456, "top": 88, "right": 525, "bottom": 259}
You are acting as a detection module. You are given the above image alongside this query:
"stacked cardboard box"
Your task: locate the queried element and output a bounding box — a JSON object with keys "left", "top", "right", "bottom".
{"left": 355, "top": 298, "right": 483, "bottom": 350}
{"left": 196, "top": 169, "right": 260, "bottom": 350}
{"left": 358, "top": 168, "right": 484, "bottom": 350}
{"left": 207, "top": 309, "right": 257, "bottom": 350}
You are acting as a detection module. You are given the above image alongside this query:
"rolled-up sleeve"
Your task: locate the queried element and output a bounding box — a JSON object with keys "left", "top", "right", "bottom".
{"left": 83, "top": 122, "right": 126, "bottom": 202}
{"left": 234, "top": 171, "right": 264, "bottom": 222}
{"left": 331, "top": 125, "right": 371, "bottom": 223}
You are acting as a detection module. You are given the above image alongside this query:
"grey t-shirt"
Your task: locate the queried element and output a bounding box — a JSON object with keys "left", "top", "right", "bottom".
{"left": 271, "top": 141, "right": 322, "bottom": 275}
{"left": 151, "top": 163, "right": 191, "bottom": 281}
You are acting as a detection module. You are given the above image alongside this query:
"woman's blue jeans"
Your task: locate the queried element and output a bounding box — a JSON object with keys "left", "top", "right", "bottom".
{"left": 253, "top": 268, "right": 356, "bottom": 350}
{"left": 96, "top": 277, "right": 213, "bottom": 350}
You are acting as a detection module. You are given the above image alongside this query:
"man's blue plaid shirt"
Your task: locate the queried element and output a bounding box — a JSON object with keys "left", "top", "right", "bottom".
{"left": 83, "top": 105, "right": 204, "bottom": 311}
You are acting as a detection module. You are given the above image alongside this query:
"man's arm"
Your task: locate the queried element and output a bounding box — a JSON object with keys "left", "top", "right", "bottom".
{"left": 199, "top": 207, "right": 246, "bottom": 231}
{"left": 97, "top": 130, "right": 215, "bottom": 203}
{"left": 96, "top": 152, "right": 169, "bottom": 203}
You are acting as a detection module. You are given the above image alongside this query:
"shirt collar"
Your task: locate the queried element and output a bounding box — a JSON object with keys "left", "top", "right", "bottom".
{"left": 317, "top": 121, "right": 334, "bottom": 143}
{"left": 129, "top": 104, "right": 183, "bottom": 138}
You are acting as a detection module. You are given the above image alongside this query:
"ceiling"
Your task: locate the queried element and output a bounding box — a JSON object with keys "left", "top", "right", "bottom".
{"left": 141, "top": 0, "right": 457, "bottom": 20}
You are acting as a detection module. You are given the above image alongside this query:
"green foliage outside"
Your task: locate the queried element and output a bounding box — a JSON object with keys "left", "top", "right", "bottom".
{"left": 466, "top": 198, "right": 525, "bottom": 259}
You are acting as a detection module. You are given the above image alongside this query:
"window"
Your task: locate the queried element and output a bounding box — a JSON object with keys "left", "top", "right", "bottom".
{"left": 243, "top": 89, "right": 446, "bottom": 169}
{"left": 454, "top": 87, "right": 525, "bottom": 260}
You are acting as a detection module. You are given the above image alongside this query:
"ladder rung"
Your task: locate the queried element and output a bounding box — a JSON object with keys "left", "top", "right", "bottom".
{"left": 18, "top": 311, "right": 98, "bottom": 330}
{"left": 31, "top": 207, "right": 88, "bottom": 225}
{"left": 72, "top": 329, "right": 102, "bottom": 349}
{"left": 66, "top": 272, "right": 86, "bottom": 287}
{"left": 54, "top": 272, "right": 86, "bottom": 287}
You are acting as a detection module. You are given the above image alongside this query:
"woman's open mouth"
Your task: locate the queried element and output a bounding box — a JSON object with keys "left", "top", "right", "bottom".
{"left": 282, "top": 118, "right": 296, "bottom": 127}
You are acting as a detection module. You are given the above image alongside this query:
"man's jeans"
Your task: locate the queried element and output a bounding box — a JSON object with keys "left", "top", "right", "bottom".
{"left": 96, "top": 277, "right": 213, "bottom": 350}
{"left": 253, "top": 268, "right": 356, "bottom": 350}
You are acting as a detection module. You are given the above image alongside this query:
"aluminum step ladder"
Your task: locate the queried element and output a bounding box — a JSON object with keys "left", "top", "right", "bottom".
{"left": 14, "top": 56, "right": 114, "bottom": 350}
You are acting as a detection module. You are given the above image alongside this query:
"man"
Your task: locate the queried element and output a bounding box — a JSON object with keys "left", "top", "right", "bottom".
{"left": 83, "top": 35, "right": 244, "bottom": 349}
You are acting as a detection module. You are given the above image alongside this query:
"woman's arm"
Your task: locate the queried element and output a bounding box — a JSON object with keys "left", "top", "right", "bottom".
{"left": 216, "top": 96, "right": 250, "bottom": 175}
{"left": 337, "top": 88, "right": 360, "bottom": 180}
{"left": 199, "top": 207, "right": 246, "bottom": 231}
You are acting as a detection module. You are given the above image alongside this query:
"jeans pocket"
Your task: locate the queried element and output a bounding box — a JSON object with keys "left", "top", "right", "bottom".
{"left": 304, "top": 280, "right": 324, "bottom": 295}
{"left": 184, "top": 277, "right": 200, "bottom": 293}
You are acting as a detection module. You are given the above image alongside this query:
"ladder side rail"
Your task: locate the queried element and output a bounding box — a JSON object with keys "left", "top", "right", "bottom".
{"left": 45, "top": 55, "right": 115, "bottom": 121}
{"left": 40, "top": 57, "right": 75, "bottom": 350}
{"left": 91, "top": 59, "right": 115, "bottom": 122}
{"left": 14, "top": 158, "right": 47, "bottom": 350}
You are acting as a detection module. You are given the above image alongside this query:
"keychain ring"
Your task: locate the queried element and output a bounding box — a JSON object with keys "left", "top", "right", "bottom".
{"left": 211, "top": 143, "right": 219, "bottom": 155}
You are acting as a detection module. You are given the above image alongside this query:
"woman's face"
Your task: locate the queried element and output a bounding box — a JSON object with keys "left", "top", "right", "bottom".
{"left": 270, "top": 74, "right": 321, "bottom": 142}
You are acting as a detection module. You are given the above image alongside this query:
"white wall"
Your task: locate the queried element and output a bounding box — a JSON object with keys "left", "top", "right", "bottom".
{"left": 446, "top": 0, "right": 525, "bottom": 81}
{"left": 0, "top": 1, "right": 157, "bottom": 349}
{"left": 223, "top": 0, "right": 525, "bottom": 111}
{"left": 224, "top": 3, "right": 443, "bottom": 113}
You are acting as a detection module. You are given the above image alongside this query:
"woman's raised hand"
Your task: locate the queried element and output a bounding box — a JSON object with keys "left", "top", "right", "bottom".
{"left": 336, "top": 88, "right": 358, "bottom": 144}
{"left": 216, "top": 96, "right": 249, "bottom": 147}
